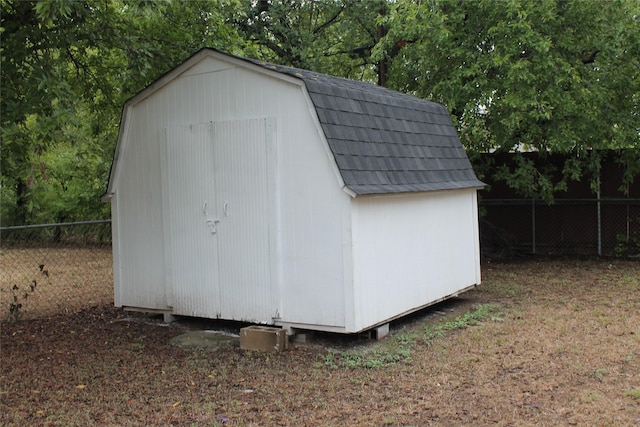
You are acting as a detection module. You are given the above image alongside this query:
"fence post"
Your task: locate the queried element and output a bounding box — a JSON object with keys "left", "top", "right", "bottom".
{"left": 627, "top": 195, "right": 631, "bottom": 241}
{"left": 531, "top": 199, "right": 536, "bottom": 254}
{"left": 597, "top": 190, "right": 602, "bottom": 256}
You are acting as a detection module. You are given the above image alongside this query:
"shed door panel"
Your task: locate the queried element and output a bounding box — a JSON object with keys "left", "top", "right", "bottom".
{"left": 164, "top": 123, "right": 221, "bottom": 317}
{"left": 163, "top": 119, "right": 273, "bottom": 321}
{"left": 214, "top": 119, "right": 272, "bottom": 320}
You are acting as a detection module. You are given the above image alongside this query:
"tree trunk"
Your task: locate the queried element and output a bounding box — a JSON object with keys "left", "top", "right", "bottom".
{"left": 15, "top": 178, "right": 28, "bottom": 225}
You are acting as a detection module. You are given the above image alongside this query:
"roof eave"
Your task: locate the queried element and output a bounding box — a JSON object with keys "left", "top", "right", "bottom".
{"left": 349, "top": 181, "right": 486, "bottom": 196}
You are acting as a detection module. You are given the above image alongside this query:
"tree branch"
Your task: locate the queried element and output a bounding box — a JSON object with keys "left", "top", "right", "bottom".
{"left": 582, "top": 49, "right": 599, "bottom": 64}
{"left": 313, "top": 4, "right": 346, "bottom": 35}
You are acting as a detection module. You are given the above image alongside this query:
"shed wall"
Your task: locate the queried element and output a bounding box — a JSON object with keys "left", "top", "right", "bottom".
{"left": 111, "top": 53, "right": 481, "bottom": 333}
{"left": 112, "top": 56, "right": 349, "bottom": 326}
{"left": 112, "top": 105, "right": 168, "bottom": 309}
{"left": 159, "top": 120, "right": 276, "bottom": 321}
{"left": 350, "top": 189, "right": 481, "bottom": 331}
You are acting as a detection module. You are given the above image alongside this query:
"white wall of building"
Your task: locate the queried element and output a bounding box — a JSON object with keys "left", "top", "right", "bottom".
{"left": 111, "top": 52, "right": 482, "bottom": 333}
{"left": 350, "top": 189, "right": 481, "bottom": 331}
{"left": 112, "top": 54, "right": 349, "bottom": 327}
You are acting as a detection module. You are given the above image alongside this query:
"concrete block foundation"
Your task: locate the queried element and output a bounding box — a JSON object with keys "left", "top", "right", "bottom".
{"left": 240, "top": 326, "right": 288, "bottom": 352}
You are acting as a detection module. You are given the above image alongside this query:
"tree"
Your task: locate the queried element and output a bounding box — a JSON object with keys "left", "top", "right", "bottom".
{"left": 1, "top": 0, "right": 244, "bottom": 225}
{"left": 377, "top": 0, "right": 640, "bottom": 201}
{"left": 3, "top": 0, "right": 638, "bottom": 226}
{"left": 234, "top": 0, "right": 393, "bottom": 83}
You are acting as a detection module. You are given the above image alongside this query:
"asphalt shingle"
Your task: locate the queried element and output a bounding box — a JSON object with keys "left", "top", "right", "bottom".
{"left": 242, "top": 56, "right": 484, "bottom": 195}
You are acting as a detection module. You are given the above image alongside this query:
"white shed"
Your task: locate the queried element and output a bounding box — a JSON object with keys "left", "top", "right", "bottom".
{"left": 103, "top": 48, "right": 485, "bottom": 334}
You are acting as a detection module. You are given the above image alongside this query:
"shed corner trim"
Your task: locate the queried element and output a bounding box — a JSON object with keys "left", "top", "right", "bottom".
{"left": 342, "top": 186, "right": 357, "bottom": 198}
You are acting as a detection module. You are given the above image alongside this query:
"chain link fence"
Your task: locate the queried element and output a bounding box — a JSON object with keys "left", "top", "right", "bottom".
{"left": 0, "top": 220, "right": 113, "bottom": 322}
{"left": 480, "top": 198, "right": 640, "bottom": 258}
{"left": 3, "top": 204, "right": 638, "bottom": 321}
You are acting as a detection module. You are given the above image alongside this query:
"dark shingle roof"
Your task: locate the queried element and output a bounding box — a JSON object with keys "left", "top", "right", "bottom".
{"left": 241, "top": 56, "right": 485, "bottom": 195}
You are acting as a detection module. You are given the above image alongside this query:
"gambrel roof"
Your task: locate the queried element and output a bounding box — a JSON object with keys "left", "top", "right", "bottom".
{"left": 105, "top": 48, "right": 484, "bottom": 199}
{"left": 240, "top": 53, "right": 484, "bottom": 195}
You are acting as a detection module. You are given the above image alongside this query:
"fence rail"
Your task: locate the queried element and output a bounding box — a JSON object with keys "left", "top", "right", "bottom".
{"left": 480, "top": 198, "right": 640, "bottom": 258}
{"left": 0, "top": 220, "right": 113, "bottom": 322}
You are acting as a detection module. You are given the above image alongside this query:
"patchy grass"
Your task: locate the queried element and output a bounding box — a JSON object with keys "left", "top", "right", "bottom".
{"left": 1, "top": 259, "right": 639, "bottom": 426}
{"left": 328, "top": 304, "right": 501, "bottom": 369}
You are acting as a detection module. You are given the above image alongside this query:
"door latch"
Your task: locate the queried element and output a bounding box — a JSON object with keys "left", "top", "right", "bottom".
{"left": 203, "top": 200, "right": 219, "bottom": 234}
{"left": 206, "top": 218, "right": 220, "bottom": 234}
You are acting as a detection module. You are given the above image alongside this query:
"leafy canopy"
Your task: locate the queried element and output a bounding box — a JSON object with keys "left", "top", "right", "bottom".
{"left": 1, "top": 0, "right": 244, "bottom": 225}
{"left": 378, "top": 0, "right": 640, "bottom": 200}
{"left": 1, "top": 0, "right": 638, "bottom": 225}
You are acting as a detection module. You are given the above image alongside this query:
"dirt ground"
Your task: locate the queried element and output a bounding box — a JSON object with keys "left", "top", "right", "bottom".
{"left": 0, "top": 247, "right": 113, "bottom": 321}
{"left": 1, "top": 259, "right": 639, "bottom": 426}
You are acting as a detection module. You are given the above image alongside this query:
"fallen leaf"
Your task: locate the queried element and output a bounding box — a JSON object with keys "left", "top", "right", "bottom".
{"left": 76, "top": 384, "right": 86, "bottom": 390}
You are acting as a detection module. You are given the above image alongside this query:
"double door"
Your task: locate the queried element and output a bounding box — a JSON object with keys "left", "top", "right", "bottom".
{"left": 162, "top": 118, "right": 274, "bottom": 320}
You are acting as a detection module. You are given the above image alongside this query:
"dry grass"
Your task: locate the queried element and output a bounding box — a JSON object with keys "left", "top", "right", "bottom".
{"left": 0, "top": 247, "right": 113, "bottom": 321}
{"left": 1, "top": 259, "right": 639, "bottom": 426}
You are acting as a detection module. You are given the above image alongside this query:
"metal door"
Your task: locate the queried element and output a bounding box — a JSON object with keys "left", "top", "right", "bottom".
{"left": 214, "top": 118, "right": 272, "bottom": 320}
{"left": 163, "top": 119, "right": 273, "bottom": 320}
{"left": 163, "top": 123, "right": 222, "bottom": 317}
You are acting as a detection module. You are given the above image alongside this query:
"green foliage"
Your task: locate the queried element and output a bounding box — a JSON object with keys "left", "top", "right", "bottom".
{"left": 234, "top": 0, "right": 387, "bottom": 82}
{"left": 617, "top": 149, "right": 640, "bottom": 195}
{"left": 626, "top": 389, "right": 640, "bottom": 400}
{"left": 424, "top": 304, "right": 501, "bottom": 345}
{"left": 380, "top": 0, "right": 640, "bottom": 201}
{"left": 1, "top": 0, "right": 245, "bottom": 225}
{"left": 613, "top": 234, "right": 640, "bottom": 259}
{"left": 1, "top": 0, "right": 638, "bottom": 223}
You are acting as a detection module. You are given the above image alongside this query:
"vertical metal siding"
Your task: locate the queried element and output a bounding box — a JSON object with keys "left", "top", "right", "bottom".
{"left": 164, "top": 124, "right": 221, "bottom": 317}
{"left": 470, "top": 191, "right": 482, "bottom": 284}
{"left": 161, "top": 119, "right": 275, "bottom": 322}
{"left": 214, "top": 118, "right": 273, "bottom": 321}
{"left": 111, "top": 196, "right": 122, "bottom": 307}
{"left": 351, "top": 190, "right": 481, "bottom": 331}
{"left": 115, "top": 56, "right": 350, "bottom": 328}
{"left": 115, "top": 103, "right": 168, "bottom": 309}
{"left": 275, "top": 88, "right": 348, "bottom": 328}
